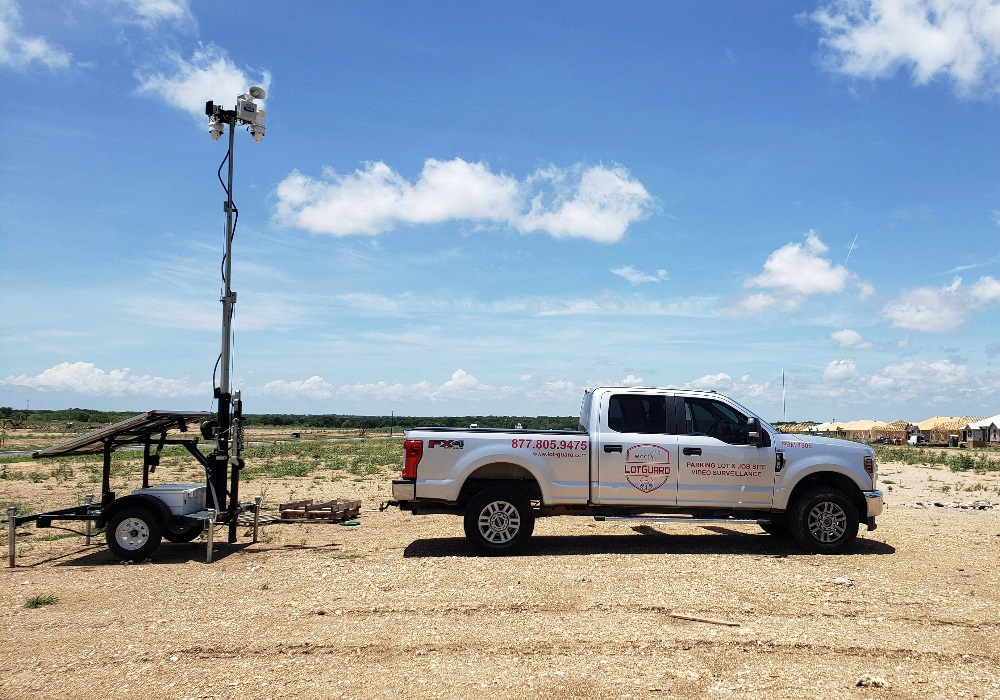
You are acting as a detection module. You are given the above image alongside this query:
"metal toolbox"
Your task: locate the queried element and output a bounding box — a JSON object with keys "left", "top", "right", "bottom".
{"left": 131, "top": 484, "right": 207, "bottom": 515}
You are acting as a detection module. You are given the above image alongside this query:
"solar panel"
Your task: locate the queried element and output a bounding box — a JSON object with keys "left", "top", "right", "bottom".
{"left": 32, "top": 410, "right": 214, "bottom": 458}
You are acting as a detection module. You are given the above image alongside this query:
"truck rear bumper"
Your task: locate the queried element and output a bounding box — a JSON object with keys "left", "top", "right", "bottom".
{"left": 392, "top": 479, "right": 415, "bottom": 502}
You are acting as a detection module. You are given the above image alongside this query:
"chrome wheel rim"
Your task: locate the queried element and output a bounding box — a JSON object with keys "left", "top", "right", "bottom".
{"left": 115, "top": 517, "right": 150, "bottom": 551}
{"left": 807, "top": 501, "right": 847, "bottom": 543}
{"left": 477, "top": 500, "right": 520, "bottom": 544}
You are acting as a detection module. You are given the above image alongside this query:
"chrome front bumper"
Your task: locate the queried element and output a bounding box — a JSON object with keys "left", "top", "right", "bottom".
{"left": 864, "top": 490, "right": 884, "bottom": 530}
{"left": 864, "top": 490, "right": 884, "bottom": 518}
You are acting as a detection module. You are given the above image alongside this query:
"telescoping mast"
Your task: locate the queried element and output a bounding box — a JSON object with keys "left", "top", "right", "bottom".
{"left": 204, "top": 86, "right": 267, "bottom": 543}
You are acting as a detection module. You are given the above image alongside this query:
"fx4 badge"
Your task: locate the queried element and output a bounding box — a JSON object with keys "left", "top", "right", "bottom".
{"left": 428, "top": 439, "right": 465, "bottom": 449}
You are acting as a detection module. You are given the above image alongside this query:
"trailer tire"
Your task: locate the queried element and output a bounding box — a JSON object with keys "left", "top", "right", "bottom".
{"left": 163, "top": 523, "right": 202, "bottom": 543}
{"left": 106, "top": 506, "right": 163, "bottom": 561}
{"left": 789, "top": 487, "right": 859, "bottom": 554}
{"left": 464, "top": 486, "right": 534, "bottom": 556}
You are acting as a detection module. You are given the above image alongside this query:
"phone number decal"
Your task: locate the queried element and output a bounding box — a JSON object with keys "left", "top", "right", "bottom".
{"left": 512, "top": 438, "right": 588, "bottom": 451}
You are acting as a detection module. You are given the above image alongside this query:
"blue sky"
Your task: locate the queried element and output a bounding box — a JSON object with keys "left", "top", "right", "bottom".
{"left": 2, "top": 0, "right": 1000, "bottom": 421}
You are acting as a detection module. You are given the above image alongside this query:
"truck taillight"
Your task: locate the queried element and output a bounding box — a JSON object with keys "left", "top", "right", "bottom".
{"left": 402, "top": 439, "right": 423, "bottom": 479}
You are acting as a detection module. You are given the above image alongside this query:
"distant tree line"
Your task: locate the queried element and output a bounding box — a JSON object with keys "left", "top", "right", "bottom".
{"left": 1, "top": 407, "right": 579, "bottom": 432}
{"left": 0, "top": 407, "right": 135, "bottom": 425}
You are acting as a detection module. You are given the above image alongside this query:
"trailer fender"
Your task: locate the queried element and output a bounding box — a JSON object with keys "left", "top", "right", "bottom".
{"left": 96, "top": 494, "right": 173, "bottom": 529}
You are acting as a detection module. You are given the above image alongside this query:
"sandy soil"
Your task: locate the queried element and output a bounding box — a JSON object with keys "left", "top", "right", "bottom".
{"left": 2, "top": 458, "right": 999, "bottom": 700}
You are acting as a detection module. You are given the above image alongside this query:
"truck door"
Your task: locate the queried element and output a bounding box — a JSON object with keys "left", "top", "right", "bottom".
{"left": 675, "top": 396, "right": 775, "bottom": 508}
{"left": 595, "top": 392, "right": 678, "bottom": 506}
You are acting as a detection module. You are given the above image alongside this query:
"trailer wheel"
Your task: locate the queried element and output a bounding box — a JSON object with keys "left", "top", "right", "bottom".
{"left": 163, "top": 523, "right": 202, "bottom": 543}
{"left": 106, "top": 506, "right": 163, "bottom": 561}
{"left": 464, "top": 486, "right": 535, "bottom": 555}
{"left": 789, "top": 487, "right": 859, "bottom": 554}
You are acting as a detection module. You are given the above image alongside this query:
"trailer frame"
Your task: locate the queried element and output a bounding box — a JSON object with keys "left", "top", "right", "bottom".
{"left": 6, "top": 409, "right": 258, "bottom": 566}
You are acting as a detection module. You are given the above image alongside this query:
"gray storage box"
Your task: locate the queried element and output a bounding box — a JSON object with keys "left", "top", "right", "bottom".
{"left": 131, "top": 484, "right": 206, "bottom": 515}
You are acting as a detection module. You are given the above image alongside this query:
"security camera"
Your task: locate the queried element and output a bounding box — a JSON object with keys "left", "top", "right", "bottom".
{"left": 248, "top": 85, "right": 266, "bottom": 100}
{"left": 250, "top": 109, "right": 266, "bottom": 143}
{"left": 209, "top": 119, "right": 225, "bottom": 141}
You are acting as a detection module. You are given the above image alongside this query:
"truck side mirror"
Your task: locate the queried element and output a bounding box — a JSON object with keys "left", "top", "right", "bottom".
{"left": 747, "top": 417, "right": 761, "bottom": 446}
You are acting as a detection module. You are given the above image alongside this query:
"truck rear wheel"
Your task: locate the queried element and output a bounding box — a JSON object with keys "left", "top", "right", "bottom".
{"left": 789, "top": 487, "right": 859, "bottom": 554}
{"left": 106, "top": 506, "right": 163, "bottom": 561}
{"left": 464, "top": 486, "right": 535, "bottom": 555}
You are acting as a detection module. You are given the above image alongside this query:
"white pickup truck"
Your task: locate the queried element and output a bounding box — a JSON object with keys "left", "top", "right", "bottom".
{"left": 389, "top": 387, "right": 882, "bottom": 555}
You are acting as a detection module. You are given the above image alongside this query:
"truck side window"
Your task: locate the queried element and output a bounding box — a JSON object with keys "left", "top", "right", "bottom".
{"left": 684, "top": 398, "right": 750, "bottom": 444}
{"left": 608, "top": 395, "right": 668, "bottom": 434}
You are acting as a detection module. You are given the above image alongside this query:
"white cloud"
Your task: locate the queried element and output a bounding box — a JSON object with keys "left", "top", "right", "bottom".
{"left": 516, "top": 164, "right": 655, "bottom": 242}
{"left": 883, "top": 279, "right": 964, "bottom": 332}
{"left": 823, "top": 359, "right": 859, "bottom": 383}
{"left": 115, "top": 0, "right": 195, "bottom": 28}
{"left": 831, "top": 328, "right": 873, "bottom": 349}
{"left": 274, "top": 160, "right": 519, "bottom": 237}
{"left": 136, "top": 43, "right": 270, "bottom": 121}
{"left": 0, "top": 362, "right": 207, "bottom": 398}
{"left": 611, "top": 266, "right": 668, "bottom": 285}
{"left": 681, "top": 372, "right": 770, "bottom": 398}
{"left": 871, "top": 358, "right": 969, "bottom": 387}
{"left": 620, "top": 374, "right": 645, "bottom": 387}
{"left": 970, "top": 275, "right": 1000, "bottom": 303}
{"left": 258, "top": 376, "right": 336, "bottom": 400}
{"left": 261, "top": 370, "right": 581, "bottom": 408}
{"left": 746, "top": 230, "right": 850, "bottom": 296}
{"left": 273, "top": 160, "right": 654, "bottom": 243}
{"left": 810, "top": 0, "right": 1000, "bottom": 94}
{"left": 0, "top": 0, "right": 71, "bottom": 70}
{"left": 881, "top": 275, "right": 1000, "bottom": 333}
{"left": 733, "top": 230, "right": 867, "bottom": 314}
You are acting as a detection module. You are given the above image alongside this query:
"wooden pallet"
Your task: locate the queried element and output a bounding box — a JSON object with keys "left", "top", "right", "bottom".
{"left": 276, "top": 499, "right": 361, "bottom": 523}
{"left": 235, "top": 512, "right": 281, "bottom": 526}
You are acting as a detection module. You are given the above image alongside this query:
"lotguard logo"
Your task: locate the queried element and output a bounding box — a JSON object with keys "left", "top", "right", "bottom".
{"left": 624, "top": 444, "right": 670, "bottom": 493}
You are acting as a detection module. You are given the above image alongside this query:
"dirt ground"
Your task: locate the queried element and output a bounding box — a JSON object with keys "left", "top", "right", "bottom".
{"left": 2, "top": 452, "right": 999, "bottom": 700}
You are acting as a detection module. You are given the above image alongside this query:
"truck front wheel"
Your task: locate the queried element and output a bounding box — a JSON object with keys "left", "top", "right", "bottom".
{"left": 106, "top": 506, "right": 163, "bottom": 561}
{"left": 464, "top": 486, "right": 535, "bottom": 555}
{"left": 789, "top": 487, "right": 859, "bottom": 554}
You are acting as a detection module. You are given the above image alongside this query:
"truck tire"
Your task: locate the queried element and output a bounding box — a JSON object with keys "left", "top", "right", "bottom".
{"left": 464, "top": 486, "right": 535, "bottom": 555}
{"left": 789, "top": 487, "right": 859, "bottom": 554}
{"left": 106, "top": 506, "right": 163, "bottom": 561}
{"left": 163, "top": 522, "right": 202, "bottom": 543}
